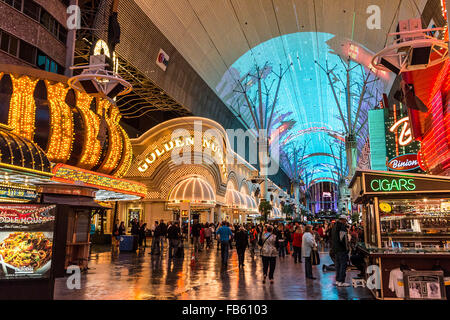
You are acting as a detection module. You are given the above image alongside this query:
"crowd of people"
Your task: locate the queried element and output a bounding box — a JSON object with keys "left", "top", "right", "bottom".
{"left": 112, "top": 216, "right": 365, "bottom": 287}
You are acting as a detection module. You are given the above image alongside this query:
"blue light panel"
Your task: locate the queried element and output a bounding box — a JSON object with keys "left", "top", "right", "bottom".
{"left": 216, "top": 32, "right": 378, "bottom": 181}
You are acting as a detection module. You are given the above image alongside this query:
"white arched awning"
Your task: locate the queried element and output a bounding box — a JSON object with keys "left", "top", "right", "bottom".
{"left": 245, "top": 195, "right": 258, "bottom": 213}
{"left": 168, "top": 176, "right": 216, "bottom": 208}
{"left": 272, "top": 207, "right": 281, "bottom": 218}
{"left": 225, "top": 189, "right": 247, "bottom": 210}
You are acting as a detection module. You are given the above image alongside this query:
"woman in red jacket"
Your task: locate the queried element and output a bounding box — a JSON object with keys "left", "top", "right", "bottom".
{"left": 200, "top": 225, "right": 205, "bottom": 250}
{"left": 292, "top": 225, "right": 303, "bottom": 263}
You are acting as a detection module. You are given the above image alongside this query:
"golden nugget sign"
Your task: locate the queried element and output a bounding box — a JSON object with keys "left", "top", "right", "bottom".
{"left": 138, "top": 135, "right": 227, "bottom": 175}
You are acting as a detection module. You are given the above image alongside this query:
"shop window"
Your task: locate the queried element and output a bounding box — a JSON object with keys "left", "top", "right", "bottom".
{"left": 2, "top": 0, "right": 68, "bottom": 44}
{"left": 0, "top": 31, "right": 19, "bottom": 57}
{"left": 58, "top": 24, "right": 67, "bottom": 43}
{"left": 2, "top": 0, "right": 22, "bottom": 10}
{"left": 36, "top": 50, "right": 63, "bottom": 74}
{"left": 23, "top": 0, "right": 40, "bottom": 21}
{"left": 39, "top": 9, "right": 52, "bottom": 30}
{"left": 9, "top": 36, "right": 18, "bottom": 56}
{"left": 0, "top": 32, "right": 11, "bottom": 53}
{"left": 19, "top": 40, "right": 36, "bottom": 64}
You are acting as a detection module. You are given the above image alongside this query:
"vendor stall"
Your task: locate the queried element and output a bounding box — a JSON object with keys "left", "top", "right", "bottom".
{"left": 349, "top": 170, "right": 450, "bottom": 300}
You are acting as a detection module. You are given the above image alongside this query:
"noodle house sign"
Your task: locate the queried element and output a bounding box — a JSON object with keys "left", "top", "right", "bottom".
{"left": 0, "top": 205, "right": 56, "bottom": 280}
{"left": 365, "top": 173, "right": 450, "bottom": 193}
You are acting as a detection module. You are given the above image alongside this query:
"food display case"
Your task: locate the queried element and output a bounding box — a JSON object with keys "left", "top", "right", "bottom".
{"left": 349, "top": 170, "right": 450, "bottom": 300}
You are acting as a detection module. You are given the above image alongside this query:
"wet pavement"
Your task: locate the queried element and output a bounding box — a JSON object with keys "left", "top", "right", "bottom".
{"left": 54, "top": 241, "right": 373, "bottom": 300}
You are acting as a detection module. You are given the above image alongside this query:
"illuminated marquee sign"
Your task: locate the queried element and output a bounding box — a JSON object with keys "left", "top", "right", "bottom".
{"left": 365, "top": 173, "right": 450, "bottom": 193}
{"left": 387, "top": 153, "right": 419, "bottom": 171}
{"left": 369, "top": 178, "right": 416, "bottom": 192}
{"left": 52, "top": 164, "right": 147, "bottom": 197}
{"left": 389, "top": 117, "right": 412, "bottom": 146}
{"left": 0, "top": 187, "right": 37, "bottom": 201}
{"left": 137, "top": 135, "right": 227, "bottom": 176}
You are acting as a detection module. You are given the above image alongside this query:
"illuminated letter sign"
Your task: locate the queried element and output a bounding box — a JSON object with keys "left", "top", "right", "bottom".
{"left": 369, "top": 178, "right": 416, "bottom": 192}
{"left": 389, "top": 117, "right": 412, "bottom": 146}
{"left": 138, "top": 135, "right": 227, "bottom": 175}
{"left": 387, "top": 154, "right": 419, "bottom": 171}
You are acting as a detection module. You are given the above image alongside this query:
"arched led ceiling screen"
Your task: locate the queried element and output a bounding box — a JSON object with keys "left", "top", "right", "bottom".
{"left": 216, "top": 32, "right": 383, "bottom": 182}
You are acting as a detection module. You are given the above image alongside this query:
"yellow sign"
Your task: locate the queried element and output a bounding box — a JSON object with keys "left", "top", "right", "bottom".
{"left": 379, "top": 202, "right": 392, "bottom": 213}
{"left": 137, "top": 135, "right": 227, "bottom": 176}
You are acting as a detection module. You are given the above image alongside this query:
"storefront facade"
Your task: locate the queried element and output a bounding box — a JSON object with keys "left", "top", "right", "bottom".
{"left": 119, "top": 117, "right": 289, "bottom": 227}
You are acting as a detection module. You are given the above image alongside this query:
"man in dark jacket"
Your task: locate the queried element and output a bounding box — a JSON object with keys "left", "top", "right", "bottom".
{"left": 235, "top": 226, "right": 248, "bottom": 268}
{"left": 151, "top": 221, "right": 160, "bottom": 255}
{"left": 332, "top": 215, "right": 350, "bottom": 287}
{"left": 167, "top": 222, "right": 181, "bottom": 258}
{"left": 131, "top": 219, "right": 139, "bottom": 236}
{"left": 159, "top": 219, "right": 168, "bottom": 254}
{"left": 191, "top": 220, "right": 202, "bottom": 253}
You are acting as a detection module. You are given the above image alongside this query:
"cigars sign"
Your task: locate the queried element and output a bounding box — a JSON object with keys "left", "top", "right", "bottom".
{"left": 387, "top": 153, "right": 419, "bottom": 172}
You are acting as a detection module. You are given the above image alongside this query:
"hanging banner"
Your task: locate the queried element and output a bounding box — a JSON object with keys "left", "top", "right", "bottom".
{"left": 0, "top": 204, "right": 56, "bottom": 280}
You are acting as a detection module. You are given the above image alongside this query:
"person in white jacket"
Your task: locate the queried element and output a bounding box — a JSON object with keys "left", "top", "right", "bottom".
{"left": 302, "top": 224, "right": 317, "bottom": 279}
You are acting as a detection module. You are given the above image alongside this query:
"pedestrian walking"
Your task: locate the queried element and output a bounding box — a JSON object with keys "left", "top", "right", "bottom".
{"left": 235, "top": 226, "right": 248, "bottom": 268}
{"left": 204, "top": 223, "right": 212, "bottom": 249}
{"left": 112, "top": 220, "right": 120, "bottom": 248}
{"left": 302, "top": 224, "right": 317, "bottom": 279}
{"left": 167, "top": 221, "right": 181, "bottom": 258}
{"left": 131, "top": 219, "right": 139, "bottom": 236}
{"left": 191, "top": 220, "right": 202, "bottom": 253}
{"left": 276, "top": 224, "right": 287, "bottom": 258}
{"left": 118, "top": 221, "right": 126, "bottom": 235}
{"left": 216, "top": 221, "right": 233, "bottom": 266}
{"left": 260, "top": 225, "right": 278, "bottom": 284}
{"left": 138, "top": 222, "right": 147, "bottom": 248}
{"left": 150, "top": 221, "right": 161, "bottom": 255}
{"left": 249, "top": 225, "right": 258, "bottom": 257}
{"left": 292, "top": 225, "right": 303, "bottom": 263}
{"left": 332, "top": 215, "right": 351, "bottom": 287}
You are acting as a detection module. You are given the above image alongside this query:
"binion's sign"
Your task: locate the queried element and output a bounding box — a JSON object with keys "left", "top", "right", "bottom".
{"left": 387, "top": 153, "right": 419, "bottom": 171}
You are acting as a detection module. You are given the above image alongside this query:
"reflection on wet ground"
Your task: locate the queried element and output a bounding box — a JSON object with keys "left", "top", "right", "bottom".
{"left": 54, "top": 243, "right": 373, "bottom": 300}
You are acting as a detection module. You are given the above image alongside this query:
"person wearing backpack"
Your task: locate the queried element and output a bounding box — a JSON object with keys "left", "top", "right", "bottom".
{"left": 260, "top": 225, "right": 278, "bottom": 284}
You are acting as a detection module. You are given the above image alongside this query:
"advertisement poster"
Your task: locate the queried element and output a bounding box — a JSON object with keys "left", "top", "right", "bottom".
{"left": 0, "top": 204, "right": 56, "bottom": 280}
{"left": 403, "top": 271, "right": 446, "bottom": 300}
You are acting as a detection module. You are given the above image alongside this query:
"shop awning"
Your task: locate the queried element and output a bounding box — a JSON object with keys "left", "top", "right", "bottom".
{"left": 244, "top": 194, "right": 258, "bottom": 213}
{"left": 272, "top": 206, "right": 282, "bottom": 218}
{"left": 42, "top": 194, "right": 106, "bottom": 208}
{"left": 168, "top": 176, "right": 216, "bottom": 207}
{"left": 225, "top": 189, "right": 247, "bottom": 210}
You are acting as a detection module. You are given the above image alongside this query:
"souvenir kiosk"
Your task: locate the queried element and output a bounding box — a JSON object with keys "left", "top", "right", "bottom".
{"left": 349, "top": 170, "right": 450, "bottom": 300}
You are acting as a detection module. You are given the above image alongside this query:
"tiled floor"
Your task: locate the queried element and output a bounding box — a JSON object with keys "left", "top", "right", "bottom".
{"left": 54, "top": 242, "right": 373, "bottom": 300}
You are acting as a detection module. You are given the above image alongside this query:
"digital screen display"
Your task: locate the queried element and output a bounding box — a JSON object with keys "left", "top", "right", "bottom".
{"left": 0, "top": 204, "right": 56, "bottom": 280}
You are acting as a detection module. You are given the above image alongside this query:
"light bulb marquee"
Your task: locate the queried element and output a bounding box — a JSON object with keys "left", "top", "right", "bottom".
{"left": 2, "top": 73, "right": 132, "bottom": 178}
{"left": 9, "top": 75, "right": 38, "bottom": 141}
{"left": 46, "top": 81, "right": 73, "bottom": 163}
{"left": 52, "top": 164, "right": 147, "bottom": 198}
{"left": 76, "top": 91, "right": 102, "bottom": 169}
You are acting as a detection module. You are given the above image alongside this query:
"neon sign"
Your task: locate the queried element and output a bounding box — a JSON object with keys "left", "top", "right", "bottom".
{"left": 389, "top": 117, "right": 413, "bottom": 146}
{"left": 137, "top": 135, "right": 227, "bottom": 175}
{"left": 369, "top": 178, "right": 416, "bottom": 192}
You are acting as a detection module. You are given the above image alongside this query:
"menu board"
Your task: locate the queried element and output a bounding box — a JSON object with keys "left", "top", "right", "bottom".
{"left": 0, "top": 204, "right": 56, "bottom": 280}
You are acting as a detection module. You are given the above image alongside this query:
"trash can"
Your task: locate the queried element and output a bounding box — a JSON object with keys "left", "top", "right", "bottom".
{"left": 119, "top": 235, "right": 138, "bottom": 252}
